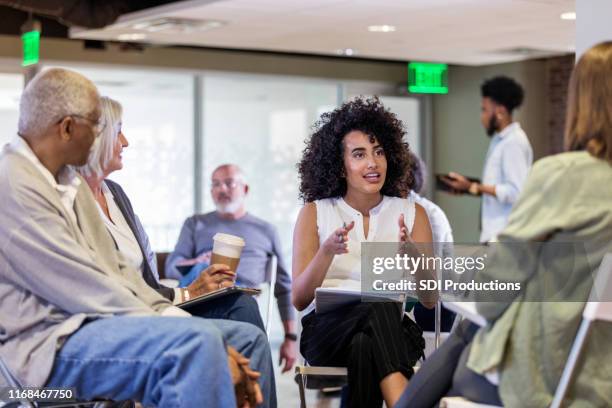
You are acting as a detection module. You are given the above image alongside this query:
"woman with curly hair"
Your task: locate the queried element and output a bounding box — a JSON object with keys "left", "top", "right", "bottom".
{"left": 292, "top": 97, "right": 434, "bottom": 407}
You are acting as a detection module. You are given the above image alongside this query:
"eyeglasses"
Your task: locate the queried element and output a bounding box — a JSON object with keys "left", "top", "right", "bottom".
{"left": 60, "top": 115, "right": 106, "bottom": 138}
{"left": 211, "top": 179, "right": 240, "bottom": 190}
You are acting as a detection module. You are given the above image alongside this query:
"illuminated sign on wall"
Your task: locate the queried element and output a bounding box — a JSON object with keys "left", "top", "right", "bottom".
{"left": 408, "top": 62, "right": 448, "bottom": 94}
{"left": 22, "top": 30, "right": 40, "bottom": 67}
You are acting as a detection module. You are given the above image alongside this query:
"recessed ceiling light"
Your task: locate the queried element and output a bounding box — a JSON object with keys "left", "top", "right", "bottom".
{"left": 560, "top": 11, "right": 576, "bottom": 20}
{"left": 368, "top": 25, "right": 396, "bottom": 33}
{"left": 117, "top": 33, "right": 147, "bottom": 41}
{"left": 337, "top": 48, "right": 357, "bottom": 56}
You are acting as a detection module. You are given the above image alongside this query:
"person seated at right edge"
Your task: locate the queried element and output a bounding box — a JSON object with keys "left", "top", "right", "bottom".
{"left": 292, "top": 97, "right": 436, "bottom": 408}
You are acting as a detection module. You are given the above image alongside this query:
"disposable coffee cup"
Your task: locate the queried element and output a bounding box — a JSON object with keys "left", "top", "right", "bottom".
{"left": 210, "top": 233, "right": 246, "bottom": 272}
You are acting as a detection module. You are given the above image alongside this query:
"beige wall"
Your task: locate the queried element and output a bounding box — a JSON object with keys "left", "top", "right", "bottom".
{"left": 432, "top": 59, "right": 549, "bottom": 242}
{"left": 0, "top": 35, "right": 408, "bottom": 82}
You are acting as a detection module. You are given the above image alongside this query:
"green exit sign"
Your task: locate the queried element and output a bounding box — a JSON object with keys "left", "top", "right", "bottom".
{"left": 408, "top": 62, "right": 448, "bottom": 94}
{"left": 21, "top": 30, "right": 40, "bottom": 67}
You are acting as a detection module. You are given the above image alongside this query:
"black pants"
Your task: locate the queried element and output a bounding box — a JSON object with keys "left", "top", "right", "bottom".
{"left": 300, "top": 302, "right": 425, "bottom": 408}
{"left": 395, "top": 320, "right": 502, "bottom": 408}
{"left": 413, "top": 303, "right": 456, "bottom": 332}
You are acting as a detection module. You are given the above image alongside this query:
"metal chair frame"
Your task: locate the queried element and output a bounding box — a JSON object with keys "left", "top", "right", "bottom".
{"left": 550, "top": 253, "right": 612, "bottom": 408}
{"left": 262, "top": 255, "right": 277, "bottom": 337}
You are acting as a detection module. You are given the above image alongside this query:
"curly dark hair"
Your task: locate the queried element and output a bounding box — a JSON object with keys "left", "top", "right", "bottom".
{"left": 481, "top": 76, "right": 524, "bottom": 113}
{"left": 298, "top": 97, "right": 413, "bottom": 202}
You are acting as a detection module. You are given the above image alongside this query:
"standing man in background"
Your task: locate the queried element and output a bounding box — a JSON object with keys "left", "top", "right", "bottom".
{"left": 442, "top": 76, "right": 533, "bottom": 243}
{"left": 167, "top": 163, "right": 297, "bottom": 372}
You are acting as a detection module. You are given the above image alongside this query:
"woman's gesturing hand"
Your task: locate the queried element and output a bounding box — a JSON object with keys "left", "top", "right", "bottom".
{"left": 398, "top": 213, "right": 420, "bottom": 258}
{"left": 398, "top": 213, "right": 412, "bottom": 243}
{"left": 321, "top": 221, "right": 355, "bottom": 256}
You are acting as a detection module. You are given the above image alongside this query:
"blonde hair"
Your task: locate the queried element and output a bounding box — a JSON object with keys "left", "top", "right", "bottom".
{"left": 77, "top": 96, "right": 123, "bottom": 177}
{"left": 565, "top": 41, "right": 612, "bottom": 164}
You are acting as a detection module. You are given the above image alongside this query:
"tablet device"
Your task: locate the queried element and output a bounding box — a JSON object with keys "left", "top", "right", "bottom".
{"left": 435, "top": 174, "right": 481, "bottom": 194}
{"left": 178, "top": 286, "right": 261, "bottom": 309}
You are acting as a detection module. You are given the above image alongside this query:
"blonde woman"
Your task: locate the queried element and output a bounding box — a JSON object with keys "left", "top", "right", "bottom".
{"left": 77, "top": 96, "right": 276, "bottom": 408}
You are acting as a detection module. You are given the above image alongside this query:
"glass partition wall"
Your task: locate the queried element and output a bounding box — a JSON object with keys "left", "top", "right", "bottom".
{"left": 0, "top": 73, "right": 23, "bottom": 147}
{"left": 200, "top": 74, "right": 339, "bottom": 262}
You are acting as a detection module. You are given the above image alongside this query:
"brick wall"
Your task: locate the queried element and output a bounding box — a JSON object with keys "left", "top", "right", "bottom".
{"left": 546, "top": 55, "right": 575, "bottom": 155}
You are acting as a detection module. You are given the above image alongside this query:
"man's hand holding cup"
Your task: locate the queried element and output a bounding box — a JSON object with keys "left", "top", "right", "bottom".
{"left": 187, "top": 233, "right": 246, "bottom": 298}
{"left": 187, "top": 264, "right": 236, "bottom": 297}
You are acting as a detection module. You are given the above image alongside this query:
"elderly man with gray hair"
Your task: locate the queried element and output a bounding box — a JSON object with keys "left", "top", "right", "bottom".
{"left": 0, "top": 68, "right": 267, "bottom": 407}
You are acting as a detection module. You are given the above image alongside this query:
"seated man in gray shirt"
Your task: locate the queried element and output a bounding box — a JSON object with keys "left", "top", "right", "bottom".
{"left": 167, "top": 164, "right": 297, "bottom": 373}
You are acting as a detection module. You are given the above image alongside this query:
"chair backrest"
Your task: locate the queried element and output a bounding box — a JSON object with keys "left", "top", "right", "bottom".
{"left": 155, "top": 251, "right": 170, "bottom": 280}
{"left": 262, "top": 255, "right": 277, "bottom": 337}
{"left": 263, "top": 254, "right": 277, "bottom": 287}
{"left": 584, "top": 253, "right": 612, "bottom": 322}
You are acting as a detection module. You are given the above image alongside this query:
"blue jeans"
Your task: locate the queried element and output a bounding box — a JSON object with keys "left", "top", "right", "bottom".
{"left": 179, "top": 263, "right": 208, "bottom": 287}
{"left": 46, "top": 316, "right": 276, "bottom": 408}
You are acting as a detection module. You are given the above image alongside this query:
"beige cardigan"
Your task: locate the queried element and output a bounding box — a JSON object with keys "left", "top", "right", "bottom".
{"left": 0, "top": 145, "right": 172, "bottom": 387}
{"left": 468, "top": 151, "right": 612, "bottom": 407}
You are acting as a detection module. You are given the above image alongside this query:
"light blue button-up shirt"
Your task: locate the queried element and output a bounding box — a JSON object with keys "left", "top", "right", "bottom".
{"left": 480, "top": 122, "right": 533, "bottom": 243}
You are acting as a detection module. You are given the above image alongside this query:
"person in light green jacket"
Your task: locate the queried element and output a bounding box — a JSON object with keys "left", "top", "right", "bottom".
{"left": 396, "top": 41, "right": 612, "bottom": 408}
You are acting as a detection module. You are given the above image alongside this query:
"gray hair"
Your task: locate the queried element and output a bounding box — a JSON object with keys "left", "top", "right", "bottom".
{"left": 76, "top": 96, "right": 123, "bottom": 178}
{"left": 212, "top": 163, "right": 247, "bottom": 184}
{"left": 18, "top": 68, "right": 99, "bottom": 138}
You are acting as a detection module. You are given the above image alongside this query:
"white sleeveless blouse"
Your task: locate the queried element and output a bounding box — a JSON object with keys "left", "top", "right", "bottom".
{"left": 305, "top": 195, "right": 416, "bottom": 314}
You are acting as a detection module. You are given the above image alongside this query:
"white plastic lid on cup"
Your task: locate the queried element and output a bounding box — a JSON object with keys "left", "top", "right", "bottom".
{"left": 212, "top": 233, "right": 246, "bottom": 257}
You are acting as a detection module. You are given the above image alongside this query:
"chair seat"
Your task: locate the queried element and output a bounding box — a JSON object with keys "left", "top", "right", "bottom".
{"left": 294, "top": 366, "right": 347, "bottom": 376}
{"left": 294, "top": 368, "right": 347, "bottom": 390}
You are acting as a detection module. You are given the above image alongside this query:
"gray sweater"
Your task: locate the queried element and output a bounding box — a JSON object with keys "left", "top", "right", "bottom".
{"left": 0, "top": 144, "right": 171, "bottom": 387}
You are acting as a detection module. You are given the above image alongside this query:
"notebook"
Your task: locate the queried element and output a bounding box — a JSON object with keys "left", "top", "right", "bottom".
{"left": 315, "top": 287, "right": 405, "bottom": 314}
